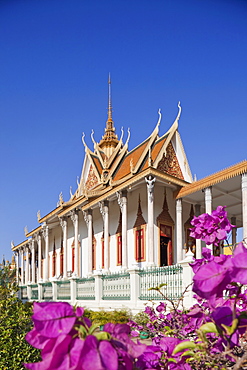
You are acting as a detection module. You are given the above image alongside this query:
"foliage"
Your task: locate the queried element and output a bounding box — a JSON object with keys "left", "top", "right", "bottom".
{"left": 24, "top": 205, "right": 247, "bottom": 369}
{"left": 24, "top": 302, "right": 145, "bottom": 369}
{"left": 0, "top": 265, "right": 40, "bottom": 369}
{"left": 88, "top": 308, "right": 131, "bottom": 325}
{"left": 128, "top": 206, "right": 247, "bottom": 369}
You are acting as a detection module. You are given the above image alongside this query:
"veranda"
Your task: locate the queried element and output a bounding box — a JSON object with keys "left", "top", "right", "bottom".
{"left": 18, "top": 252, "right": 194, "bottom": 313}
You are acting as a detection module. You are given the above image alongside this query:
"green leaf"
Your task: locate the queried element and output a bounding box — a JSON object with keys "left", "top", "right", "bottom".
{"left": 88, "top": 323, "right": 100, "bottom": 335}
{"left": 181, "top": 350, "right": 195, "bottom": 357}
{"left": 173, "top": 341, "right": 196, "bottom": 355}
{"left": 159, "top": 283, "right": 167, "bottom": 288}
{"left": 199, "top": 322, "right": 218, "bottom": 334}
{"left": 167, "top": 358, "right": 177, "bottom": 363}
{"left": 94, "top": 331, "right": 111, "bottom": 341}
{"left": 222, "top": 318, "right": 238, "bottom": 335}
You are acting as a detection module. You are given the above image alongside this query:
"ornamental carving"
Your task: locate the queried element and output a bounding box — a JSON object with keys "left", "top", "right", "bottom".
{"left": 85, "top": 165, "right": 99, "bottom": 190}
{"left": 157, "top": 142, "right": 184, "bottom": 180}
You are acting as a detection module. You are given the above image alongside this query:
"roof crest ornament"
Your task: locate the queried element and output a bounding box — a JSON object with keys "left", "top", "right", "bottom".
{"left": 175, "top": 101, "right": 182, "bottom": 122}
{"left": 91, "top": 129, "right": 97, "bottom": 148}
{"left": 24, "top": 226, "right": 28, "bottom": 236}
{"left": 81, "top": 132, "right": 87, "bottom": 150}
{"left": 125, "top": 128, "right": 131, "bottom": 147}
{"left": 120, "top": 127, "right": 124, "bottom": 142}
{"left": 157, "top": 108, "right": 162, "bottom": 126}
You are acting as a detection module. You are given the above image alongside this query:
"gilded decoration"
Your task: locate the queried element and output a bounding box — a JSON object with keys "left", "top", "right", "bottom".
{"left": 85, "top": 165, "right": 99, "bottom": 190}
{"left": 157, "top": 142, "right": 184, "bottom": 180}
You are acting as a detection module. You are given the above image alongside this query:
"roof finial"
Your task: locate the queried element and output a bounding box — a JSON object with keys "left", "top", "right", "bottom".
{"left": 98, "top": 74, "right": 119, "bottom": 154}
{"left": 107, "top": 73, "right": 113, "bottom": 125}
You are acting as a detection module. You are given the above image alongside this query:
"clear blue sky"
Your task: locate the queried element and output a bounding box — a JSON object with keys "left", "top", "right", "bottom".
{"left": 0, "top": 0, "right": 247, "bottom": 262}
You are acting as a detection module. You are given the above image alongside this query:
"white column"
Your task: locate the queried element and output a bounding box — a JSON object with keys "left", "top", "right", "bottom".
{"left": 31, "top": 239, "right": 35, "bottom": 283}
{"left": 99, "top": 201, "right": 109, "bottom": 271}
{"left": 204, "top": 187, "right": 213, "bottom": 251}
{"left": 242, "top": 173, "right": 247, "bottom": 241}
{"left": 25, "top": 246, "right": 29, "bottom": 285}
{"left": 42, "top": 225, "right": 49, "bottom": 281}
{"left": 83, "top": 210, "right": 93, "bottom": 275}
{"left": 117, "top": 190, "right": 128, "bottom": 269}
{"left": 176, "top": 198, "right": 183, "bottom": 262}
{"left": 15, "top": 251, "right": 19, "bottom": 284}
{"left": 38, "top": 234, "right": 42, "bottom": 281}
{"left": 145, "top": 176, "right": 156, "bottom": 266}
{"left": 70, "top": 210, "right": 79, "bottom": 276}
{"left": 60, "top": 217, "right": 68, "bottom": 279}
{"left": 205, "top": 187, "right": 212, "bottom": 214}
{"left": 195, "top": 204, "right": 202, "bottom": 259}
{"left": 21, "top": 248, "right": 24, "bottom": 285}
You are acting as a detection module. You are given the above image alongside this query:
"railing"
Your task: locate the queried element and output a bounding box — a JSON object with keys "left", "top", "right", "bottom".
{"left": 30, "top": 284, "right": 38, "bottom": 300}
{"left": 57, "top": 281, "right": 71, "bottom": 300}
{"left": 20, "top": 285, "right": 28, "bottom": 300}
{"left": 139, "top": 264, "right": 183, "bottom": 300}
{"left": 41, "top": 282, "right": 53, "bottom": 301}
{"left": 76, "top": 277, "right": 95, "bottom": 300}
{"left": 102, "top": 271, "right": 130, "bottom": 300}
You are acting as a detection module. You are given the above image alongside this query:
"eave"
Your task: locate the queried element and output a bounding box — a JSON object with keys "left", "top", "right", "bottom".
{"left": 58, "top": 167, "right": 189, "bottom": 217}
{"left": 176, "top": 160, "right": 247, "bottom": 199}
{"left": 26, "top": 225, "right": 42, "bottom": 237}
{"left": 12, "top": 239, "right": 29, "bottom": 251}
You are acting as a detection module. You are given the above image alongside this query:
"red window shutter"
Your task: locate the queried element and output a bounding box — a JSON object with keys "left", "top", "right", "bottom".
{"left": 102, "top": 239, "right": 105, "bottom": 268}
{"left": 60, "top": 252, "right": 63, "bottom": 276}
{"left": 52, "top": 253, "right": 56, "bottom": 277}
{"left": 72, "top": 247, "right": 75, "bottom": 272}
{"left": 117, "top": 235, "right": 122, "bottom": 265}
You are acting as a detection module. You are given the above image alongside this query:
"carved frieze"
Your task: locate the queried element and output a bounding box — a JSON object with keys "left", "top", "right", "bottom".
{"left": 157, "top": 142, "right": 184, "bottom": 180}
{"left": 85, "top": 165, "right": 99, "bottom": 190}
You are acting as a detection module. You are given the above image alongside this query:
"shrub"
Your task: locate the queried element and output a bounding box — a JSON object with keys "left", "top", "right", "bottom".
{"left": 0, "top": 265, "right": 40, "bottom": 369}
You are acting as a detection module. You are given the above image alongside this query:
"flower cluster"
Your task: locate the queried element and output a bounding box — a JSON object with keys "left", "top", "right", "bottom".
{"left": 190, "top": 205, "right": 234, "bottom": 246}
{"left": 25, "top": 206, "right": 247, "bottom": 369}
{"left": 24, "top": 302, "right": 146, "bottom": 370}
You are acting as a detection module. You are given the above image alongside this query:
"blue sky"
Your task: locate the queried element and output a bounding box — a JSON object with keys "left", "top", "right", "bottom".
{"left": 0, "top": 0, "right": 247, "bottom": 262}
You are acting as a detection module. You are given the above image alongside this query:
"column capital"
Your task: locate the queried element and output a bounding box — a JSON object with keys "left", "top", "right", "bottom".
{"left": 70, "top": 210, "right": 79, "bottom": 226}
{"left": 59, "top": 217, "right": 67, "bottom": 230}
{"left": 242, "top": 173, "right": 247, "bottom": 190}
{"left": 145, "top": 175, "right": 156, "bottom": 202}
{"left": 41, "top": 225, "right": 49, "bottom": 239}
{"left": 98, "top": 200, "right": 109, "bottom": 220}
{"left": 83, "top": 209, "right": 92, "bottom": 227}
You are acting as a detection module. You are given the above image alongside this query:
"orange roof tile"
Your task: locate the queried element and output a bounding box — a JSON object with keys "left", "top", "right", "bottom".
{"left": 113, "top": 139, "right": 149, "bottom": 181}
{"left": 142, "top": 135, "right": 168, "bottom": 171}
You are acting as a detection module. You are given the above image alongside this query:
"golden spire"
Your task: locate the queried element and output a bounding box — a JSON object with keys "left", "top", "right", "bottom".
{"left": 107, "top": 73, "right": 113, "bottom": 126}
{"left": 98, "top": 74, "right": 119, "bottom": 156}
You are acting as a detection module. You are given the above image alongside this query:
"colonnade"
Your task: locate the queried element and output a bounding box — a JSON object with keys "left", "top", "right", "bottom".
{"left": 15, "top": 173, "right": 247, "bottom": 285}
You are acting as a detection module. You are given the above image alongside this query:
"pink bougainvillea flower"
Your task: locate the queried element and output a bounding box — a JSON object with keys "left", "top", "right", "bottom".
{"left": 232, "top": 242, "right": 247, "bottom": 285}
{"left": 192, "top": 260, "right": 231, "bottom": 299}
{"left": 25, "top": 327, "right": 50, "bottom": 350}
{"left": 32, "top": 302, "right": 78, "bottom": 338}
{"left": 190, "top": 206, "right": 234, "bottom": 247}
{"left": 80, "top": 335, "right": 118, "bottom": 370}
{"left": 25, "top": 334, "right": 73, "bottom": 370}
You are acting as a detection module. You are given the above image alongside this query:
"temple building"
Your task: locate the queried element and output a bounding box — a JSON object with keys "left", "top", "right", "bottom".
{"left": 11, "top": 79, "right": 247, "bottom": 308}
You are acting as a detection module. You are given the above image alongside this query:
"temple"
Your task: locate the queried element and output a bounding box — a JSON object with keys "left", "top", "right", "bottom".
{"left": 11, "top": 79, "right": 247, "bottom": 309}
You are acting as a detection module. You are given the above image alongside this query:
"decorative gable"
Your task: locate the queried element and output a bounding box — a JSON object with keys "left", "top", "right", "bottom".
{"left": 157, "top": 142, "right": 184, "bottom": 180}
{"left": 85, "top": 165, "right": 99, "bottom": 190}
